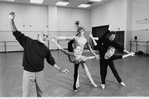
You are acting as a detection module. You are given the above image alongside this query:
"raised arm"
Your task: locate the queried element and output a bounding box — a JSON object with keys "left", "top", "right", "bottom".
{"left": 8, "top": 12, "right": 29, "bottom": 47}
{"left": 9, "top": 12, "right": 17, "bottom": 32}
{"left": 52, "top": 37, "right": 74, "bottom": 56}
{"left": 89, "top": 33, "right": 107, "bottom": 52}
{"left": 86, "top": 42, "right": 99, "bottom": 60}
{"left": 89, "top": 33, "right": 98, "bottom": 46}
{"left": 101, "top": 29, "right": 110, "bottom": 38}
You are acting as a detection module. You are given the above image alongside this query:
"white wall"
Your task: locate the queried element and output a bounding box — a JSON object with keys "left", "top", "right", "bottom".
{"left": 0, "top": 3, "right": 48, "bottom": 52}
{"left": 0, "top": 3, "right": 90, "bottom": 52}
{"left": 48, "top": 6, "right": 90, "bottom": 49}
{"left": 130, "top": 0, "right": 149, "bottom": 53}
{"left": 91, "top": 0, "right": 128, "bottom": 51}
{"left": 0, "top": 3, "right": 48, "bottom": 39}
{"left": 91, "top": 0, "right": 127, "bottom": 31}
{"left": 132, "top": 0, "right": 149, "bottom": 40}
{"left": 57, "top": 7, "right": 90, "bottom": 48}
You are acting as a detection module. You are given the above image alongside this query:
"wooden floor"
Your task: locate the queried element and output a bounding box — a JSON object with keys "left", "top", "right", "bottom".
{"left": 0, "top": 51, "right": 149, "bottom": 97}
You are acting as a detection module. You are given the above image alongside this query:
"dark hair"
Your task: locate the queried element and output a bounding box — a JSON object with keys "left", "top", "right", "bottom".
{"left": 108, "top": 46, "right": 116, "bottom": 51}
{"left": 108, "top": 31, "right": 116, "bottom": 36}
{"left": 77, "top": 27, "right": 85, "bottom": 33}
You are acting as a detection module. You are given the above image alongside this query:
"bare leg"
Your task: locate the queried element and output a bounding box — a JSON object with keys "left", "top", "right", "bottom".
{"left": 80, "top": 62, "right": 97, "bottom": 87}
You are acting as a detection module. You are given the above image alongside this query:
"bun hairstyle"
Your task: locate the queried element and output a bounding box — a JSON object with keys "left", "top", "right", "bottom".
{"left": 77, "top": 27, "right": 85, "bottom": 33}
{"left": 74, "top": 44, "right": 81, "bottom": 49}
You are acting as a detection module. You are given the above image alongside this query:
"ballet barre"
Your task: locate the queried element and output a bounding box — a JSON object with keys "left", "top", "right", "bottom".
{"left": 130, "top": 41, "right": 149, "bottom": 55}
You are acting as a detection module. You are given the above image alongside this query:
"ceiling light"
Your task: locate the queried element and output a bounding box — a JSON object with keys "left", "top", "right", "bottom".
{"left": 6, "top": 0, "right": 14, "bottom": 1}
{"left": 56, "top": 1, "right": 69, "bottom": 6}
{"left": 30, "top": 0, "right": 44, "bottom": 4}
{"left": 89, "top": 0, "right": 102, "bottom": 2}
{"left": 78, "top": 4, "right": 90, "bottom": 8}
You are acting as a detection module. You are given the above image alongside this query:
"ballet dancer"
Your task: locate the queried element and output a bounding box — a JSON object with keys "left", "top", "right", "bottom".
{"left": 52, "top": 38, "right": 97, "bottom": 64}
{"left": 8, "top": 12, "right": 69, "bottom": 97}
{"left": 90, "top": 27, "right": 134, "bottom": 89}
{"left": 52, "top": 27, "right": 99, "bottom": 91}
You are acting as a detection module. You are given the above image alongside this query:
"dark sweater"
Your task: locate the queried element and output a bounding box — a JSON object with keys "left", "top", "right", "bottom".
{"left": 95, "top": 30, "right": 124, "bottom": 59}
{"left": 104, "top": 55, "right": 122, "bottom": 61}
{"left": 97, "top": 38, "right": 124, "bottom": 59}
{"left": 13, "top": 31, "right": 55, "bottom": 72}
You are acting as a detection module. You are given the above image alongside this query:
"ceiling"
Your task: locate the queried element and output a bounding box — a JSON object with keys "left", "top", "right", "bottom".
{"left": 0, "top": 0, "right": 113, "bottom": 9}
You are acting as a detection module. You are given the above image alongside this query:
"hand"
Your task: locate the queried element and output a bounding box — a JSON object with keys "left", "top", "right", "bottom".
{"left": 60, "top": 69, "right": 69, "bottom": 73}
{"left": 109, "top": 26, "right": 111, "bottom": 31}
{"left": 89, "top": 33, "right": 93, "bottom": 38}
{"left": 130, "top": 52, "right": 135, "bottom": 56}
{"left": 95, "top": 55, "right": 100, "bottom": 60}
{"left": 57, "top": 44, "right": 63, "bottom": 50}
{"left": 51, "top": 37, "right": 55, "bottom": 42}
{"left": 9, "top": 12, "right": 15, "bottom": 19}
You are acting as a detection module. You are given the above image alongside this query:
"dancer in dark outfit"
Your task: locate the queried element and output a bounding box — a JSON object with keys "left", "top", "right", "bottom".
{"left": 90, "top": 28, "right": 134, "bottom": 89}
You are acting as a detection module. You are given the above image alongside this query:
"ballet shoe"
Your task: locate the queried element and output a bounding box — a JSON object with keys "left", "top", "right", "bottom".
{"left": 120, "top": 82, "right": 125, "bottom": 86}
{"left": 91, "top": 82, "right": 98, "bottom": 87}
{"left": 74, "top": 89, "right": 77, "bottom": 92}
{"left": 101, "top": 84, "right": 105, "bottom": 89}
{"left": 73, "top": 85, "right": 79, "bottom": 92}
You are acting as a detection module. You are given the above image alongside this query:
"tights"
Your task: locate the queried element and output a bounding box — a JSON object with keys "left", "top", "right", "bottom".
{"left": 73, "top": 63, "right": 80, "bottom": 90}
{"left": 100, "top": 59, "right": 122, "bottom": 84}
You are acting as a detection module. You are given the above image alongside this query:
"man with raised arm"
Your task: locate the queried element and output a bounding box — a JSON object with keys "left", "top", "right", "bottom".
{"left": 8, "top": 12, "right": 69, "bottom": 97}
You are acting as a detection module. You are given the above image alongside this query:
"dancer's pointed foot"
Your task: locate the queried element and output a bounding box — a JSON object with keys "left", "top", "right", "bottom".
{"left": 101, "top": 84, "right": 105, "bottom": 89}
{"left": 120, "top": 82, "right": 125, "bottom": 87}
{"left": 91, "top": 82, "right": 98, "bottom": 87}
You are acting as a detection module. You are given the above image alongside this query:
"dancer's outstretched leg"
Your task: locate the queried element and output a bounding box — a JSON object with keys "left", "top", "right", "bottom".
{"left": 80, "top": 62, "right": 97, "bottom": 87}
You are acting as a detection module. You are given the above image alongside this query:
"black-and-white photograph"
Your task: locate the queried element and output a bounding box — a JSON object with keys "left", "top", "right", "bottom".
{"left": 0, "top": 0, "right": 149, "bottom": 98}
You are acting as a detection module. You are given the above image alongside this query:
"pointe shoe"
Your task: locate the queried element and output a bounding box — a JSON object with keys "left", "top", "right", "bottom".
{"left": 74, "top": 89, "right": 77, "bottom": 92}
{"left": 101, "top": 84, "right": 105, "bottom": 89}
{"left": 73, "top": 85, "right": 77, "bottom": 92}
{"left": 120, "top": 82, "right": 125, "bottom": 87}
{"left": 91, "top": 82, "right": 98, "bottom": 87}
{"left": 73, "top": 84, "right": 80, "bottom": 92}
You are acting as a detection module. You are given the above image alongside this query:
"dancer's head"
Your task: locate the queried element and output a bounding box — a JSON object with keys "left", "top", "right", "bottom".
{"left": 107, "top": 46, "right": 116, "bottom": 56}
{"left": 38, "top": 30, "right": 48, "bottom": 44}
{"left": 77, "top": 27, "right": 85, "bottom": 35}
{"left": 74, "top": 45, "right": 82, "bottom": 56}
{"left": 108, "top": 31, "right": 116, "bottom": 41}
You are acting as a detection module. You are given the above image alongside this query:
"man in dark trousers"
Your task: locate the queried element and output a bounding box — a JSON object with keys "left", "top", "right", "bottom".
{"left": 8, "top": 12, "right": 69, "bottom": 97}
{"left": 90, "top": 27, "right": 131, "bottom": 89}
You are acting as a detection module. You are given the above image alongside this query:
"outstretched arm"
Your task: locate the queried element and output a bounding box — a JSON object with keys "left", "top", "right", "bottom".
{"left": 122, "top": 52, "right": 135, "bottom": 58}
{"left": 86, "top": 42, "right": 99, "bottom": 60}
{"left": 52, "top": 37, "right": 73, "bottom": 56}
{"left": 53, "top": 64, "right": 69, "bottom": 73}
{"left": 52, "top": 36, "right": 74, "bottom": 41}
{"left": 9, "top": 12, "right": 17, "bottom": 32}
{"left": 123, "top": 49, "right": 130, "bottom": 54}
